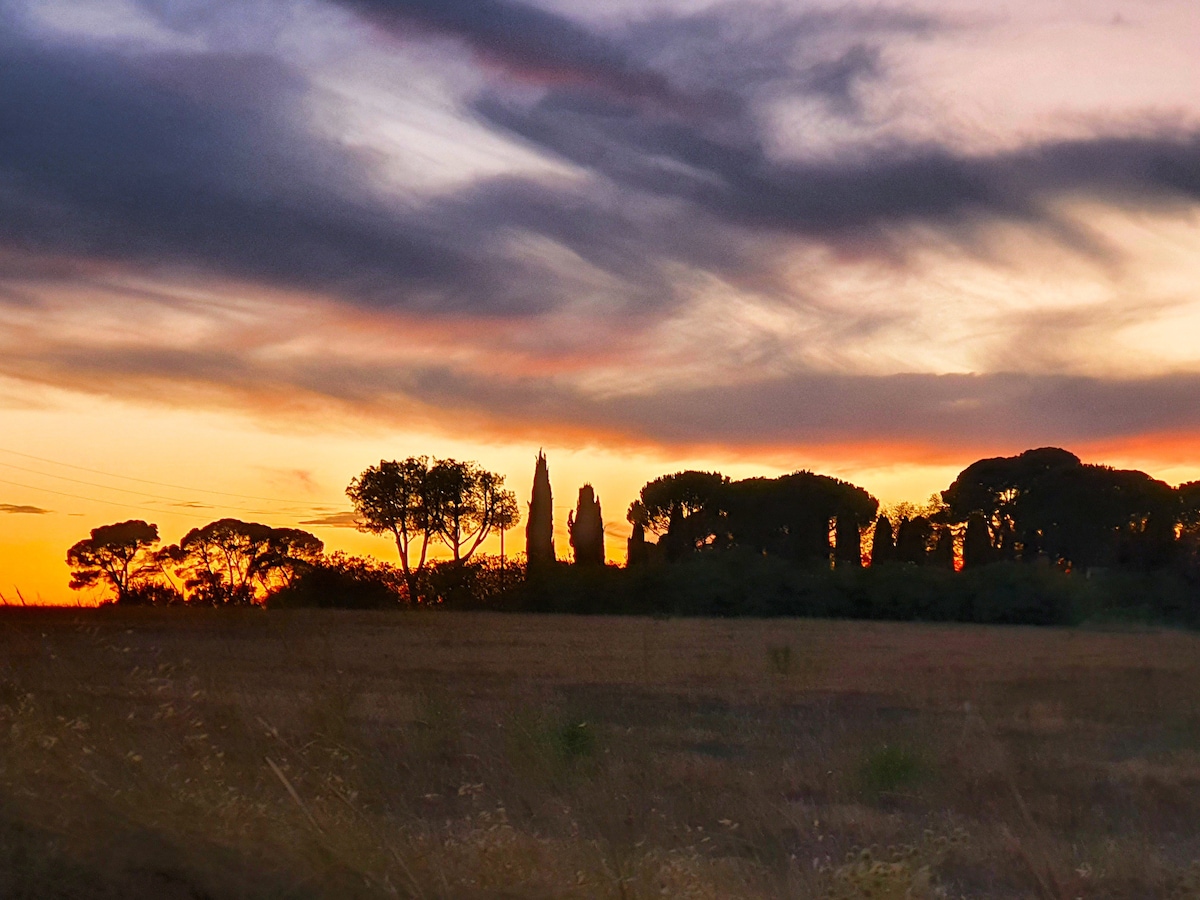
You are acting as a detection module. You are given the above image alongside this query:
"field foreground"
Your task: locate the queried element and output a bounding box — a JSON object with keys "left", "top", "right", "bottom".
{"left": 3, "top": 609, "right": 1200, "bottom": 899}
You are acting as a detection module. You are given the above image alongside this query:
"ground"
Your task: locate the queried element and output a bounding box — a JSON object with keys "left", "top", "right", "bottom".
{"left": 2, "top": 608, "right": 1199, "bottom": 898}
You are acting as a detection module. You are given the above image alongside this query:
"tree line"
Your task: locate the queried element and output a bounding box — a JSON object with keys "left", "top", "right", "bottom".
{"left": 618, "top": 447, "right": 1199, "bottom": 577}
{"left": 67, "top": 446, "right": 1200, "bottom": 624}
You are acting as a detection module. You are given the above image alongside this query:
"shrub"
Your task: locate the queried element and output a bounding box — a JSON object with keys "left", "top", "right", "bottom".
{"left": 267, "top": 553, "right": 402, "bottom": 609}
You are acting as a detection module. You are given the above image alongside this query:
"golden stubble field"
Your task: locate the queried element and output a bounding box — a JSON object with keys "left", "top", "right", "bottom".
{"left": 3, "top": 608, "right": 1200, "bottom": 899}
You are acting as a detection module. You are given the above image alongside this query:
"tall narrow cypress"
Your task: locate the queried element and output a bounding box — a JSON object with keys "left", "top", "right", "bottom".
{"left": 569, "top": 484, "right": 605, "bottom": 566}
{"left": 525, "top": 451, "right": 554, "bottom": 569}
{"left": 931, "top": 525, "right": 956, "bottom": 569}
{"left": 834, "top": 514, "right": 862, "bottom": 568}
{"left": 626, "top": 501, "right": 650, "bottom": 567}
{"left": 870, "top": 515, "right": 895, "bottom": 565}
{"left": 896, "top": 515, "right": 932, "bottom": 565}
{"left": 962, "top": 512, "right": 993, "bottom": 569}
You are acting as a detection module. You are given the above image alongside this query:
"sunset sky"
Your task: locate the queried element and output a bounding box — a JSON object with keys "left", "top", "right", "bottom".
{"left": 2, "top": 0, "right": 1199, "bottom": 603}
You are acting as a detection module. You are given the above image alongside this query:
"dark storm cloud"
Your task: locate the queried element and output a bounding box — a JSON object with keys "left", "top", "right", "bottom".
{"left": 597, "top": 371, "right": 1200, "bottom": 448}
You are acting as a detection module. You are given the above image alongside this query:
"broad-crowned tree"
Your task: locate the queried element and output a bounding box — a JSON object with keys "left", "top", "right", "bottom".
{"left": 167, "top": 519, "right": 322, "bottom": 605}
{"left": 724, "top": 471, "right": 876, "bottom": 565}
{"left": 67, "top": 520, "right": 160, "bottom": 604}
{"left": 638, "top": 470, "right": 728, "bottom": 559}
{"left": 347, "top": 457, "right": 435, "bottom": 599}
{"left": 427, "top": 459, "right": 518, "bottom": 563}
{"left": 943, "top": 448, "right": 1176, "bottom": 570}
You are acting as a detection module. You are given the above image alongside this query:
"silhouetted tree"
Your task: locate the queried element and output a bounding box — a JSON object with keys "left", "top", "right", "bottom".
{"left": 66, "top": 520, "right": 160, "bottom": 604}
{"left": 943, "top": 447, "right": 1176, "bottom": 571}
{"left": 626, "top": 500, "right": 651, "bottom": 567}
{"left": 494, "top": 488, "right": 520, "bottom": 564}
{"left": 639, "top": 470, "right": 728, "bottom": 559}
{"left": 1177, "top": 481, "right": 1200, "bottom": 579}
{"left": 895, "top": 516, "right": 931, "bottom": 565}
{"left": 930, "top": 525, "right": 955, "bottom": 570}
{"left": 166, "top": 519, "right": 322, "bottom": 605}
{"left": 724, "top": 471, "right": 876, "bottom": 565}
{"left": 834, "top": 514, "right": 863, "bottom": 568}
{"left": 568, "top": 484, "right": 605, "bottom": 566}
{"left": 347, "top": 457, "right": 435, "bottom": 600}
{"left": 1181, "top": 481, "right": 1200, "bottom": 529}
{"left": 870, "top": 516, "right": 895, "bottom": 565}
{"left": 525, "top": 451, "right": 555, "bottom": 570}
{"left": 265, "top": 527, "right": 327, "bottom": 587}
{"left": 427, "top": 459, "right": 518, "bottom": 563}
{"left": 962, "top": 512, "right": 993, "bottom": 569}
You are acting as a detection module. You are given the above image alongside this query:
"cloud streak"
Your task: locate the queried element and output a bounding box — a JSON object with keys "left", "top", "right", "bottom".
{"left": 299, "top": 510, "right": 361, "bottom": 528}
{"left": 4, "top": 325, "right": 1200, "bottom": 456}
{"left": 332, "top": 0, "right": 679, "bottom": 104}
{"left": 1, "top": 503, "right": 52, "bottom": 515}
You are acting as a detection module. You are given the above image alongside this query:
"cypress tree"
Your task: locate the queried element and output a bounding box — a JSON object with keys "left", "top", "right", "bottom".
{"left": 525, "top": 451, "right": 554, "bottom": 569}
{"left": 931, "top": 525, "right": 956, "bottom": 569}
{"left": 962, "top": 512, "right": 993, "bottom": 569}
{"left": 662, "top": 503, "right": 687, "bottom": 561}
{"left": 896, "top": 516, "right": 931, "bottom": 565}
{"left": 834, "top": 514, "right": 862, "bottom": 568}
{"left": 626, "top": 501, "right": 650, "bottom": 567}
{"left": 569, "top": 484, "right": 605, "bottom": 566}
{"left": 870, "top": 515, "right": 895, "bottom": 565}
{"left": 627, "top": 522, "right": 648, "bottom": 567}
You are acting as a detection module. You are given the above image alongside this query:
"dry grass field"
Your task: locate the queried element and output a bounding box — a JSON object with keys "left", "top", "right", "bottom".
{"left": 3, "top": 608, "right": 1200, "bottom": 898}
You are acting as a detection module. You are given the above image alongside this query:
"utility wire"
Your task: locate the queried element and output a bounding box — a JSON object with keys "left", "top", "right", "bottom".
{"left": 0, "top": 445, "right": 322, "bottom": 504}
{"left": 0, "top": 475, "right": 199, "bottom": 519}
{"left": 0, "top": 460, "right": 281, "bottom": 513}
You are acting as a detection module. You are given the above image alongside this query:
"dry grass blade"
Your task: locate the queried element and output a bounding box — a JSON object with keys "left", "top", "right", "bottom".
{"left": 265, "top": 755, "right": 324, "bottom": 835}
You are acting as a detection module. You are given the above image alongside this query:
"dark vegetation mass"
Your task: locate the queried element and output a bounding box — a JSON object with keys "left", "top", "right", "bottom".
{"left": 67, "top": 447, "right": 1200, "bottom": 626}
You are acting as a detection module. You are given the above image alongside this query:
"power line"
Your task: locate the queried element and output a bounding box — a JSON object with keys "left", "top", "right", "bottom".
{"left": 0, "top": 475, "right": 197, "bottom": 519}
{"left": 0, "top": 445, "right": 324, "bottom": 504}
{"left": 0, "top": 460, "right": 278, "bottom": 513}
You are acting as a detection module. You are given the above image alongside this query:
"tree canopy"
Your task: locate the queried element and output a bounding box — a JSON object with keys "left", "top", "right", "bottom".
{"left": 347, "top": 456, "right": 517, "bottom": 600}
{"left": 943, "top": 447, "right": 1176, "bottom": 570}
{"left": 163, "top": 519, "right": 323, "bottom": 606}
{"left": 66, "top": 520, "right": 161, "bottom": 604}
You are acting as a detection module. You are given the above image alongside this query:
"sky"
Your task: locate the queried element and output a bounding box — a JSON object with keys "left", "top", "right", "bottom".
{"left": 1, "top": 0, "right": 1199, "bottom": 603}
